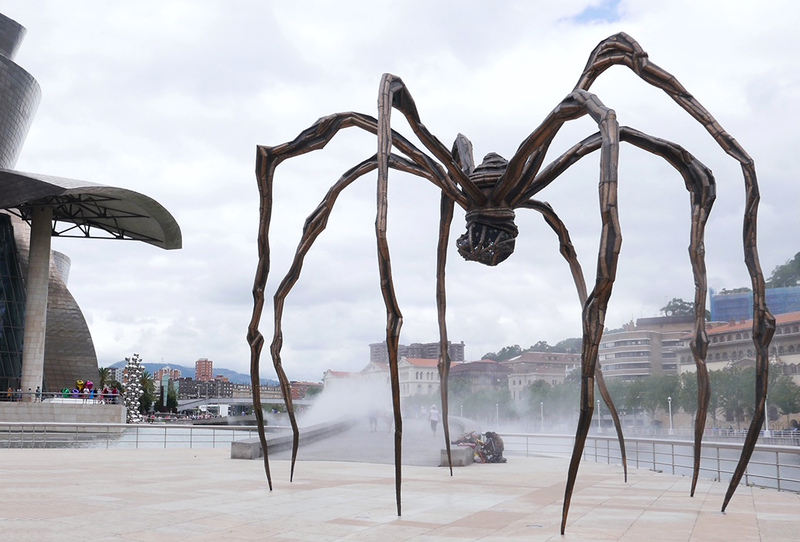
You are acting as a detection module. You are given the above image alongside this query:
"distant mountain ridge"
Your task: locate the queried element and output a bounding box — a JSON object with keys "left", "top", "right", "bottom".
{"left": 106, "top": 361, "right": 278, "bottom": 386}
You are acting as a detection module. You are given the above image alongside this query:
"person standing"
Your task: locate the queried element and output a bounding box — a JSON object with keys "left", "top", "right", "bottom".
{"left": 429, "top": 404, "right": 439, "bottom": 435}
{"left": 35, "top": 386, "right": 41, "bottom": 402}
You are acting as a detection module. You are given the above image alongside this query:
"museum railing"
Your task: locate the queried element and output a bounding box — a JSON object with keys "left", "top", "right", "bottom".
{"left": 499, "top": 432, "right": 800, "bottom": 493}
{"left": 0, "top": 421, "right": 287, "bottom": 449}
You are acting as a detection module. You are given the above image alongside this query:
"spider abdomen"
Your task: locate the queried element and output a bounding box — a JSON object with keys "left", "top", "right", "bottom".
{"left": 456, "top": 153, "right": 518, "bottom": 266}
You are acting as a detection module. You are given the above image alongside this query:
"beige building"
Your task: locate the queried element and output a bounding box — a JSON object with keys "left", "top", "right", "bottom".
{"left": 450, "top": 360, "right": 512, "bottom": 394}
{"left": 504, "top": 351, "right": 580, "bottom": 401}
{"left": 323, "top": 357, "right": 445, "bottom": 399}
{"left": 597, "top": 316, "right": 693, "bottom": 381}
{"left": 369, "top": 341, "right": 465, "bottom": 364}
{"left": 677, "top": 311, "right": 800, "bottom": 383}
{"left": 399, "top": 357, "right": 440, "bottom": 397}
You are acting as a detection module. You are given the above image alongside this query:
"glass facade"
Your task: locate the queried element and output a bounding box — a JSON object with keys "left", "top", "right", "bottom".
{"left": 710, "top": 286, "right": 800, "bottom": 322}
{"left": 0, "top": 213, "right": 25, "bottom": 391}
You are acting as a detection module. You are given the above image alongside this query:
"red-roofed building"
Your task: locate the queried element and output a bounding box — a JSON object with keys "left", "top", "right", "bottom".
{"left": 450, "top": 360, "right": 511, "bottom": 394}
{"left": 678, "top": 311, "right": 800, "bottom": 383}
{"left": 322, "top": 369, "right": 359, "bottom": 389}
{"left": 289, "top": 381, "right": 323, "bottom": 399}
{"left": 503, "top": 351, "right": 581, "bottom": 401}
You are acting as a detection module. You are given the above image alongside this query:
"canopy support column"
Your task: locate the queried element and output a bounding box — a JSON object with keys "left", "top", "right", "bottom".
{"left": 20, "top": 205, "right": 52, "bottom": 396}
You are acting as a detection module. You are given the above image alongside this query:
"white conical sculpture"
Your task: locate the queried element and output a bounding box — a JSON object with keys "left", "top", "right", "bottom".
{"left": 122, "top": 353, "right": 145, "bottom": 423}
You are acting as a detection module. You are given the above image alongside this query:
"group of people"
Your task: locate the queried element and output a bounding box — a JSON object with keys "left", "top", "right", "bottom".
{"left": 451, "top": 430, "right": 507, "bottom": 463}
{"left": 60, "top": 382, "right": 119, "bottom": 404}
{"left": 4, "top": 386, "right": 41, "bottom": 402}
{"left": 4, "top": 380, "right": 120, "bottom": 404}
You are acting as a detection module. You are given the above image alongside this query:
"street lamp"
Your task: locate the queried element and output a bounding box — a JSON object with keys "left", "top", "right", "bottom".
{"left": 460, "top": 404, "right": 463, "bottom": 417}
{"left": 496, "top": 403, "right": 499, "bottom": 426}
{"left": 596, "top": 399, "right": 602, "bottom": 433}
{"left": 764, "top": 394, "right": 772, "bottom": 438}
{"left": 540, "top": 401, "right": 544, "bottom": 432}
{"left": 668, "top": 396, "right": 674, "bottom": 435}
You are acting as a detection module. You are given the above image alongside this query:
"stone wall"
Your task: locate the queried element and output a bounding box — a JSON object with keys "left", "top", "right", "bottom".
{"left": 0, "top": 402, "right": 126, "bottom": 426}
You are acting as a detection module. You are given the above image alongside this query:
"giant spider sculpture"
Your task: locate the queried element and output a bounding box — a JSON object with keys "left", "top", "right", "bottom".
{"left": 247, "top": 33, "right": 774, "bottom": 534}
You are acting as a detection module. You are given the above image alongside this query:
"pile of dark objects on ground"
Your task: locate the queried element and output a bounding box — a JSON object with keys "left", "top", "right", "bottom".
{"left": 451, "top": 431, "right": 507, "bottom": 463}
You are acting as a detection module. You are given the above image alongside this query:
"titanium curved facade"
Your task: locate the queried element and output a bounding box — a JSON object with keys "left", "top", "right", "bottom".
{"left": 0, "top": 14, "right": 40, "bottom": 170}
{"left": 0, "top": 12, "right": 181, "bottom": 393}
{"left": 0, "top": 14, "right": 96, "bottom": 392}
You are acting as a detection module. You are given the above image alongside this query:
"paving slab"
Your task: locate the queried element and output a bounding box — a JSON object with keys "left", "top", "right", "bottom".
{"left": 2, "top": 442, "right": 798, "bottom": 541}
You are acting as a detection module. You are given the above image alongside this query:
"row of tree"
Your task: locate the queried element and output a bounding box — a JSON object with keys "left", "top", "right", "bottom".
{"left": 522, "top": 367, "right": 800, "bottom": 430}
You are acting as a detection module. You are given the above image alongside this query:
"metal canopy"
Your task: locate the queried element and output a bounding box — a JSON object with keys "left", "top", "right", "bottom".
{"left": 0, "top": 168, "right": 181, "bottom": 249}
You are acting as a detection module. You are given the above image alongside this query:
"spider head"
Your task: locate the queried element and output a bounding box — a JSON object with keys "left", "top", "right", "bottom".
{"left": 456, "top": 152, "right": 517, "bottom": 266}
{"left": 456, "top": 207, "right": 518, "bottom": 266}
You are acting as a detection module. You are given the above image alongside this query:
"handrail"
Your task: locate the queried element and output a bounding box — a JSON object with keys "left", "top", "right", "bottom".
{"left": 0, "top": 422, "right": 288, "bottom": 450}
{"left": 496, "top": 432, "right": 800, "bottom": 494}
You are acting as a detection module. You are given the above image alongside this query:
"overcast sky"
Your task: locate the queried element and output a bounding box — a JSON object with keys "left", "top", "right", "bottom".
{"left": 2, "top": 0, "right": 798, "bottom": 381}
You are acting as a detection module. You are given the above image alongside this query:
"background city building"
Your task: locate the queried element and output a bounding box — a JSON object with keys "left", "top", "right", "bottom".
{"left": 369, "top": 340, "right": 465, "bottom": 364}
{"left": 678, "top": 311, "right": 800, "bottom": 384}
{"left": 596, "top": 315, "right": 692, "bottom": 381}
{"left": 450, "top": 360, "right": 512, "bottom": 394}
{"left": 195, "top": 358, "right": 213, "bottom": 381}
{"left": 710, "top": 285, "right": 800, "bottom": 322}
{"left": 505, "top": 351, "right": 580, "bottom": 401}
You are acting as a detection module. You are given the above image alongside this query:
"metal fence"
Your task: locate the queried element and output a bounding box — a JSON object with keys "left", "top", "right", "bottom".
{"left": 499, "top": 432, "right": 800, "bottom": 493}
{"left": 3, "top": 422, "right": 798, "bottom": 494}
{"left": 0, "top": 422, "right": 277, "bottom": 449}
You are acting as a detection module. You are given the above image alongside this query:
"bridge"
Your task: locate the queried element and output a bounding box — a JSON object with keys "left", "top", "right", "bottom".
{"left": 177, "top": 397, "right": 313, "bottom": 412}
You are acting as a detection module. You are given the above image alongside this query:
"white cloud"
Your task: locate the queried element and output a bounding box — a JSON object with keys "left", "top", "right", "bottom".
{"left": 2, "top": 0, "right": 798, "bottom": 381}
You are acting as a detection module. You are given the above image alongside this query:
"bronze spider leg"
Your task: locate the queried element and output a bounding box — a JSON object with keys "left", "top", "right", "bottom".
{"left": 436, "top": 191, "right": 455, "bottom": 476}
{"left": 487, "top": 88, "right": 622, "bottom": 535}
{"left": 248, "top": 112, "right": 456, "bottom": 491}
{"left": 530, "top": 126, "right": 716, "bottom": 499}
{"left": 378, "top": 76, "right": 513, "bottom": 512}
{"left": 522, "top": 199, "right": 628, "bottom": 484}
{"left": 574, "top": 33, "right": 775, "bottom": 510}
{"left": 436, "top": 134, "right": 477, "bottom": 477}
{"left": 440, "top": 87, "right": 621, "bottom": 534}
{"left": 379, "top": 75, "right": 630, "bottom": 496}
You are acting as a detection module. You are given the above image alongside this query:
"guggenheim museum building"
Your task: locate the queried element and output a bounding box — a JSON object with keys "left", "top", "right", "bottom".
{"left": 0, "top": 13, "right": 181, "bottom": 396}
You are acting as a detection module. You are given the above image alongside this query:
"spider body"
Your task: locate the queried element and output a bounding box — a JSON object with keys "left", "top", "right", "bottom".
{"left": 248, "top": 33, "right": 773, "bottom": 535}
{"left": 457, "top": 153, "right": 519, "bottom": 265}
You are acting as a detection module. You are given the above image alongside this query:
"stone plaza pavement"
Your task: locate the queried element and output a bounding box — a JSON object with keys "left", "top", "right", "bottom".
{"left": 2, "top": 440, "right": 799, "bottom": 541}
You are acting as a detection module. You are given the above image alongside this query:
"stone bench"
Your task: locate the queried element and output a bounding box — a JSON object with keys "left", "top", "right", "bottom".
{"left": 440, "top": 445, "right": 474, "bottom": 467}
{"left": 231, "top": 418, "right": 355, "bottom": 459}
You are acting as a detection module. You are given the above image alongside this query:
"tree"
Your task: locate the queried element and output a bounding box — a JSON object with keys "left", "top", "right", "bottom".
{"left": 661, "top": 297, "right": 710, "bottom": 320}
{"left": 305, "top": 385, "right": 323, "bottom": 399}
{"left": 524, "top": 379, "right": 551, "bottom": 415}
{"left": 482, "top": 344, "right": 522, "bottom": 361}
{"left": 714, "top": 367, "right": 755, "bottom": 429}
{"left": 554, "top": 338, "right": 582, "bottom": 353}
{"left": 766, "top": 252, "right": 800, "bottom": 288}
{"left": 448, "top": 376, "right": 472, "bottom": 403}
{"left": 540, "top": 380, "right": 579, "bottom": 426}
{"left": 675, "top": 371, "right": 699, "bottom": 418}
{"left": 639, "top": 374, "right": 680, "bottom": 425}
{"left": 660, "top": 297, "right": 695, "bottom": 316}
{"left": 139, "top": 370, "right": 155, "bottom": 414}
{"left": 166, "top": 382, "right": 178, "bottom": 411}
{"left": 529, "top": 341, "right": 552, "bottom": 352}
{"left": 707, "top": 370, "right": 726, "bottom": 428}
{"left": 769, "top": 374, "right": 800, "bottom": 426}
{"left": 98, "top": 367, "right": 110, "bottom": 389}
